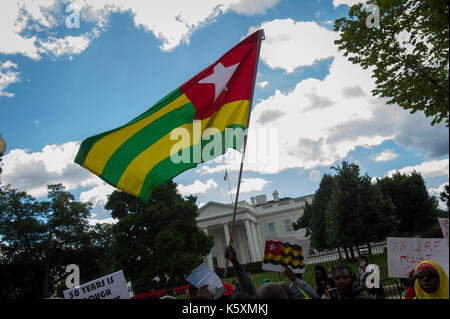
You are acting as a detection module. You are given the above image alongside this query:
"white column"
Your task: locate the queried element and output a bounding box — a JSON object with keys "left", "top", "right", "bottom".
{"left": 244, "top": 219, "right": 257, "bottom": 262}
{"left": 250, "top": 221, "right": 261, "bottom": 260}
{"left": 203, "top": 227, "right": 214, "bottom": 269}
{"left": 255, "top": 223, "right": 264, "bottom": 259}
{"left": 223, "top": 222, "right": 230, "bottom": 246}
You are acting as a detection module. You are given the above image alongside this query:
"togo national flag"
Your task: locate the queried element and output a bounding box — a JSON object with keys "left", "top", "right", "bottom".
{"left": 263, "top": 239, "right": 306, "bottom": 269}
{"left": 74, "top": 30, "right": 264, "bottom": 203}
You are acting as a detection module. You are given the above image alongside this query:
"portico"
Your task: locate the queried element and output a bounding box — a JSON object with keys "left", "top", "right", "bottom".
{"left": 196, "top": 192, "right": 313, "bottom": 269}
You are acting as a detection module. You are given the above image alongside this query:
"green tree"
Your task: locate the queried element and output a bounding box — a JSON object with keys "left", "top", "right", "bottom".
{"left": 0, "top": 184, "right": 112, "bottom": 299}
{"left": 105, "top": 181, "right": 213, "bottom": 294}
{"left": 376, "top": 171, "right": 438, "bottom": 236}
{"left": 334, "top": 0, "right": 449, "bottom": 125}
{"left": 325, "top": 162, "right": 396, "bottom": 258}
{"left": 440, "top": 184, "right": 450, "bottom": 211}
{"left": 293, "top": 174, "right": 336, "bottom": 251}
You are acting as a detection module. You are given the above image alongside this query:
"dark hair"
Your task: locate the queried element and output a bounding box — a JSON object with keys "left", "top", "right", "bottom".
{"left": 359, "top": 255, "right": 367, "bottom": 261}
{"left": 314, "top": 265, "right": 328, "bottom": 280}
{"left": 325, "top": 277, "right": 335, "bottom": 288}
{"left": 334, "top": 264, "right": 356, "bottom": 282}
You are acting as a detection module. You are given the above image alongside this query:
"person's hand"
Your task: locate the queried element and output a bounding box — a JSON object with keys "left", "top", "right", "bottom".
{"left": 283, "top": 266, "right": 297, "bottom": 282}
{"left": 197, "top": 284, "right": 213, "bottom": 299}
{"left": 225, "top": 245, "right": 239, "bottom": 266}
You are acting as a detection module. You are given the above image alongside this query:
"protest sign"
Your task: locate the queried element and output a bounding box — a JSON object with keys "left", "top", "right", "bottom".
{"left": 63, "top": 270, "right": 130, "bottom": 299}
{"left": 387, "top": 237, "right": 449, "bottom": 278}
{"left": 186, "top": 263, "right": 225, "bottom": 299}
{"left": 262, "top": 236, "right": 310, "bottom": 273}
{"left": 438, "top": 217, "right": 449, "bottom": 242}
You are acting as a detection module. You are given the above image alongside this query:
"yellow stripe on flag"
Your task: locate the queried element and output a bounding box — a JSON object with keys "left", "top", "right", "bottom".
{"left": 263, "top": 253, "right": 305, "bottom": 267}
{"left": 83, "top": 93, "right": 191, "bottom": 175}
{"left": 116, "top": 100, "right": 250, "bottom": 196}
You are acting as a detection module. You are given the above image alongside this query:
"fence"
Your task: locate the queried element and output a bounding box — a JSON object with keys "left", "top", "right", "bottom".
{"left": 130, "top": 241, "right": 406, "bottom": 299}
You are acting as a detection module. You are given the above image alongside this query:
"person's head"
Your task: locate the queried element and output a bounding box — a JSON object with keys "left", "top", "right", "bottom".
{"left": 257, "top": 282, "right": 290, "bottom": 299}
{"left": 325, "top": 278, "right": 335, "bottom": 290}
{"left": 359, "top": 256, "right": 368, "bottom": 269}
{"left": 414, "top": 262, "right": 440, "bottom": 294}
{"left": 314, "top": 265, "right": 327, "bottom": 281}
{"left": 334, "top": 265, "right": 355, "bottom": 295}
{"left": 187, "top": 284, "right": 199, "bottom": 299}
{"left": 277, "top": 281, "right": 293, "bottom": 299}
{"left": 327, "top": 266, "right": 335, "bottom": 279}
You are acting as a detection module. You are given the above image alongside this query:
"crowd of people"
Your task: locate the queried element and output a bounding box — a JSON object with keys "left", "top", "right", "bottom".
{"left": 175, "top": 246, "right": 449, "bottom": 300}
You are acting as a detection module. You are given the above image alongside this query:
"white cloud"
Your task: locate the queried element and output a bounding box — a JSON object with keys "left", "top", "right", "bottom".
{"left": 333, "top": 0, "right": 367, "bottom": 7}
{"left": 257, "top": 81, "right": 269, "bottom": 88}
{"left": 231, "top": 178, "right": 270, "bottom": 194}
{"left": 0, "top": 60, "right": 20, "bottom": 98}
{"left": 371, "top": 149, "right": 399, "bottom": 162}
{"left": 79, "top": 182, "right": 116, "bottom": 207}
{"left": 177, "top": 179, "right": 218, "bottom": 196}
{"left": 38, "top": 34, "right": 93, "bottom": 58}
{"left": 88, "top": 217, "right": 117, "bottom": 226}
{"left": 229, "top": 0, "right": 280, "bottom": 15}
{"left": 0, "top": 141, "right": 102, "bottom": 198}
{"left": 249, "top": 19, "right": 339, "bottom": 73}
{"left": 309, "top": 170, "right": 321, "bottom": 182}
{"left": 428, "top": 182, "right": 449, "bottom": 211}
{"left": 386, "top": 159, "right": 449, "bottom": 179}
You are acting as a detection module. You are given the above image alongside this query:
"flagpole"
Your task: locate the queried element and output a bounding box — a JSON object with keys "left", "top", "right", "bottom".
{"left": 225, "top": 170, "right": 234, "bottom": 204}
{"left": 223, "top": 29, "right": 264, "bottom": 278}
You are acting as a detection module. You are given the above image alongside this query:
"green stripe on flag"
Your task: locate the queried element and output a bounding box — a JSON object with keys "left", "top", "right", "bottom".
{"left": 138, "top": 124, "right": 246, "bottom": 202}
{"left": 101, "top": 102, "right": 196, "bottom": 186}
{"left": 74, "top": 88, "right": 183, "bottom": 166}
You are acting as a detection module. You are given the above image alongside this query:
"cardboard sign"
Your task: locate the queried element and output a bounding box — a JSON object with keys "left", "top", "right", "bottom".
{"left": 438, "top": 218, "right": 449, "bottom": 242}
{"left": 387, "top": 237, "right": 449, "bottom": 278}
{"left": 186, "top": 263, "right": 225, "bottom": 299}
{"left": 63, "top": 270, "right": 130, "bottom": 299}
{"left": 262, "top": 236, "right": 310, "bottom": 273}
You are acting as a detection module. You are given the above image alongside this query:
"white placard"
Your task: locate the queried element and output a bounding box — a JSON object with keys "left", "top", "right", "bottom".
{"left": 63, "top": 270, "right": 130, "bottom": 299}
{"left": 387, "top": 237, "right": 449, "bottom": 278}
{"left": 262, "top": 236, "right": 310, "bottom": 273}
{"left": 438, "top": 218, "right": 449, "bottom": 242}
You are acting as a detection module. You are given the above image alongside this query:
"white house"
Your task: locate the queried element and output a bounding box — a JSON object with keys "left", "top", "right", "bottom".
{"left": 197, "top": 191, "right": 314, "bottom": 269}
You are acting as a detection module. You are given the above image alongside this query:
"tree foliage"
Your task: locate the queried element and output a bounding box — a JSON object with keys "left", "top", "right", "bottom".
{"left": 334, "top": 0, "right": 449, "bottom": 125}
{"left": 294, "top": 174, "right": 336, "bottom": 251}
{"left": 105, "top": 181, "right": 213, "bottom": 293}
{"left": 376, "top": 171, "right": 439, "bottom": 236}
{"left": 0, "top": 184, "right": 112, "bottom": 299}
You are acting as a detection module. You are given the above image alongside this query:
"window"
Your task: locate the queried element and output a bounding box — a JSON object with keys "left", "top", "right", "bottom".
{"left": 268, "top": 223, "right": 276, "bottom": 234}
{"left": 284, "top": 219, "right": 293, "bottom": 232}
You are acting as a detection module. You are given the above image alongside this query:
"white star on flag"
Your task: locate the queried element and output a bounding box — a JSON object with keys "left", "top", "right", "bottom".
{"left": 270, "top": 243, "right": 277, "bottom": 253}
{"left": 198, "top": 62, "right": 240, "bottom": 102}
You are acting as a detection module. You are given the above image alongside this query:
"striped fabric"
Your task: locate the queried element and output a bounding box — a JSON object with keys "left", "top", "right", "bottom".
{"left": 263, "top": 240, "right": 306, "bottom": 269}
{"left": 75, "top": 30, "right": 263, "bottom": 203}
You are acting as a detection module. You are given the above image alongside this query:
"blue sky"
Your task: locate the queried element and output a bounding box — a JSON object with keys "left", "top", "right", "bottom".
{"left": 1, "top": 0, "right": 448, "bottom": 223}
